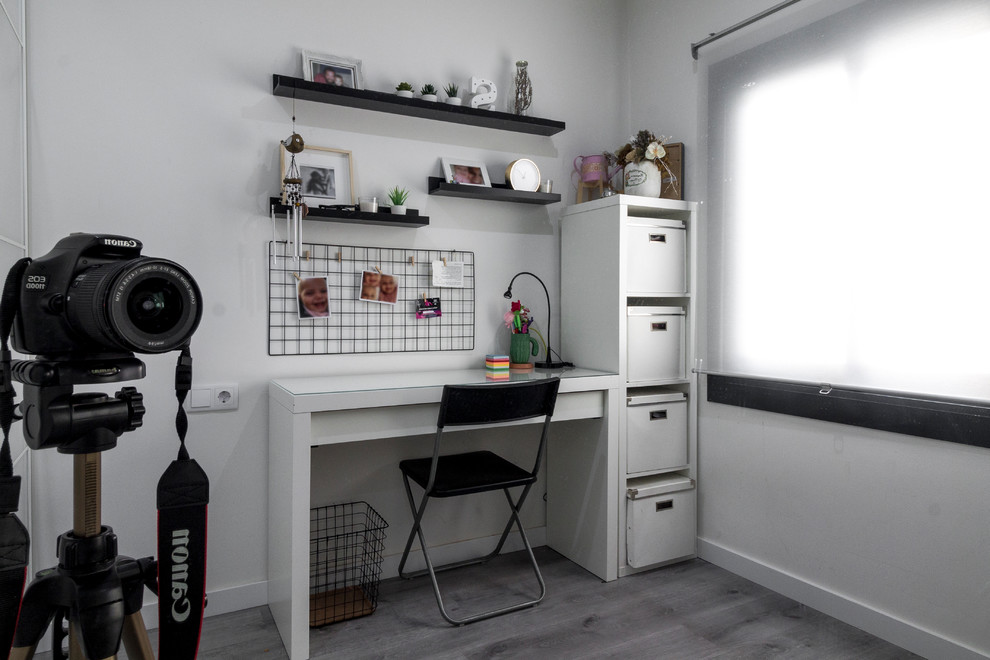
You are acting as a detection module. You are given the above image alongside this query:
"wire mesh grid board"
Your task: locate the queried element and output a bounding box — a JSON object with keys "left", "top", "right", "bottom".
{"left": 268, "top": 241, "right": 475, "bottom": 355}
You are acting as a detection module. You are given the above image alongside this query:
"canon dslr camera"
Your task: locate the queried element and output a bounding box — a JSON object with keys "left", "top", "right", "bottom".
{"left": 8, "top": 234, "right": 201, "bottom": 452}
{"left": 13, "top": 233, "right": 202, "bottom": 360}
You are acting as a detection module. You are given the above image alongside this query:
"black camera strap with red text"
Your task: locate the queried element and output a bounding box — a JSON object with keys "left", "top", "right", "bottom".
{"left": 157, "top": 345, "right": 209, "bottom": 659}
{"left": 0, "top": 257, "right": 31, "bottom": 657}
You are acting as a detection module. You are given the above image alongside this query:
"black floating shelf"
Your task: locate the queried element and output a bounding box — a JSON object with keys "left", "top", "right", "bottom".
{"left": 427, "top": 177, "right": 562, "bottom": 205}
{"left": 273, "top": 75, "right": 565, "bottom": 137}
{"left": 269, "top": 199, "right": 428, "bottom": 228}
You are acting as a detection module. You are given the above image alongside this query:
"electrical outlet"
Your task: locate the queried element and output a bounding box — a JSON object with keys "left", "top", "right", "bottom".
{"left": 213, "top": 384, "right": 238, "bottom": 410}
{"left": 187, "top": 384, "right": 238, "bottom": 412}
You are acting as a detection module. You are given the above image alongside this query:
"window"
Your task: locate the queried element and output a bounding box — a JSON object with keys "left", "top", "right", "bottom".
{"left": 707, "top": 0, "right": 990, "bottom": 403}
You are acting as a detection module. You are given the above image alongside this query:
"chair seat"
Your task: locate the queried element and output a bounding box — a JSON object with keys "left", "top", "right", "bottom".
{"left": 400, "top": 450, "right": 535, "bottom": 497}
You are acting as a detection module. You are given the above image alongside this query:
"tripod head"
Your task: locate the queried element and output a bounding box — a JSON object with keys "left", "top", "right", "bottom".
{"left": 12, "top": 356, "right": 146, "bottom": 454}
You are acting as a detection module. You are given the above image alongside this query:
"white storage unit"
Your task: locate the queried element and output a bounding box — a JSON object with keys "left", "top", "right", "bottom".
{"left": 626, "top": 307, "right": 685, "bottom": 382}
{"left": 626, "top": 474, "right": 697, "bottom": 568}
{"left": 626, "top": 391, "right": 688, "bottom": 474}
{"left": 561, "top": 195, "right": 699, "bottom": 576}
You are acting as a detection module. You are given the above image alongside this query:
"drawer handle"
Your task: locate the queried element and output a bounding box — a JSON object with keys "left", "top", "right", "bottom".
{"left": 651, "top": 322, "right": 668, "bottom": 331}
{"left": 649, "top": 410, "right": 668, "bottom": 421}
{"left": 649, "top": 233, "right": 667, "bottom": 243}
{"left": 656, "top": 500, "right": 673, "bottom": 512}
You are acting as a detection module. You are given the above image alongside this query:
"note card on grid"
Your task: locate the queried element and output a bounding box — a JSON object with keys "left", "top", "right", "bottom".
{"left": 432, "top": 260, "right": 464, "bottom": 287}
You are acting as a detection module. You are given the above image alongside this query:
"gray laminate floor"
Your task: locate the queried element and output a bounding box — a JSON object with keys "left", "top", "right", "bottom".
{"left": 36, "top": 549, "right": 922, "bottom": 659}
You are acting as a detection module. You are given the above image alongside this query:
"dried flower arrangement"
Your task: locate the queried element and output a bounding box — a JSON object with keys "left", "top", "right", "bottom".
{"left": 605, "top": 129, "right": 679, "bottom": 197}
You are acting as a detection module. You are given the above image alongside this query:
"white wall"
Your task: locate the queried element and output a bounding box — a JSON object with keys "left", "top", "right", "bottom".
{"left": 628, "top": 0, "right": 990, "bottom": 657}
{"left": 25, "top": 0, "right": 629, "bottom": 616}
{"left": 27, "top": 1, "right": 989, "bottom": 656}
{"left": 0, "top": 0, "right": 30, "bottom": 590}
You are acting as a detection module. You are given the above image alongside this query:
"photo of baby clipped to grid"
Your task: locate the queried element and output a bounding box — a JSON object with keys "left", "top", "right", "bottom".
{"left": 358, "top": 269, "right": 398, "bottom": 305}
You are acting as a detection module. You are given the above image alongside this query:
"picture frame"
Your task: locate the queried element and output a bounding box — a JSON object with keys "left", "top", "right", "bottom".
{"left": 359, "top": 270, "right": 398, "bottom": 305}
{"left": 440, "top": 157, "right": 491, "bottom": 187}
{"left": 302, "top": 51, "right": 363, "bottom": 89}
{"left": 660, "top": 142, "right": 684, "bottom": 201}
{"left": 281, "top": 144, "right": 355, "bottom": 208}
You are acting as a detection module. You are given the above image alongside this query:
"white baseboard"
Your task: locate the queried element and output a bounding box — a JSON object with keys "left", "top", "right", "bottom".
{"left": 379, "top": 526, "right": 547, "bottom": 579}
{"left": 698, "top": 538, "right": 987, "bottom": 660}
{"left": 139, "top": 579, "right": 270, "bottom": 630}
{"left": 32, "top": 581, "right": 270, "bottom": 654}
{"left": 29, "top": 527, "right": 549, "bottom": 653}
{"left": 134, "top": 527, "right": 547, "bottom": 639}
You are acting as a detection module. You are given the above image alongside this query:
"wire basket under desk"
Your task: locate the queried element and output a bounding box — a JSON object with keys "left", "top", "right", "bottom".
{"left": 309, "top": 501, "right": 388, "bottom": 627}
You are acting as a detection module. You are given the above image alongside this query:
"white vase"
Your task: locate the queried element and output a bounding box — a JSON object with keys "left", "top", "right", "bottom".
{"left": 396, "top": 90, "right": 413, "bottom": 98}
{"left": 390, "top": 205, "right": 407, "bottom": 215}
{"left": 624, "top": 160, "right": 663, "bottom": 198}
{"left": 446, "top": 97, "right": 462, "bottom": 106}
{"left": 421, "top": 94, "right": 437, "bottom": 102}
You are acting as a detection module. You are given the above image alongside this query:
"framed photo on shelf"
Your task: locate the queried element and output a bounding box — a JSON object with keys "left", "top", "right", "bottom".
{"left": 281, "top": 144, "right": 355, "bottom": 208}
{"left": 301, "top": 51, "right": 363, "bottom": 89}
{"left": 440, "top": 157, "right": 491, "bottom": 187}
{"left": 660, "top": 142, "right": 684, "bottom": 200}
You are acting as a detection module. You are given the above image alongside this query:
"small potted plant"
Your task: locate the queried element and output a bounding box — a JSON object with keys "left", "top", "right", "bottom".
{"left": 443, "top": 82, "right": 461, "bottom": 106}
{"left": 386, "top": 185, "right": 410, "bottom": 215}
{"left": 395, "top": 81, "right": 414, "bottom": 98}
{"left": 420, "top": 83, "right": 438, "bottom": 102}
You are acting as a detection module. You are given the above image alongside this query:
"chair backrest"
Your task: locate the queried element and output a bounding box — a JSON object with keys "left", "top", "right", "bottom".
{"left": 437, "top": 378, "right": 560, "bottom": 428}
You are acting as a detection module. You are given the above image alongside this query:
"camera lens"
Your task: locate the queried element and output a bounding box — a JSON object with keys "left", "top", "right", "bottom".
{"left": 67, "top": 257, "right": 202, "bottom": 354}
{"left": 127, "top": 278, "right": 183, "bottom": 334}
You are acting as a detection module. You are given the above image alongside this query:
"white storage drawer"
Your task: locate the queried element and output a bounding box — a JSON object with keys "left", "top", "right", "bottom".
{"left": 626, "top": 307, "right": 685, "bottom": 382}
{"left": 627, "top": 392, "right": 687, "bottom": 474}
{"left": 626, "top": 475, "right": 696, "bottom": 568}
{"left": 626, "top": 220, "right": 686, "bottom": 294}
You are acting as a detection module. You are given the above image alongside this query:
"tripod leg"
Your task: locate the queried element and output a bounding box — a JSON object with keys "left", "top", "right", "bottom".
{"left": 8, "top": 643, "right": 37, "bottom": 659}
{"left": 121, "top": 611, "right": 154, "bottom": 660}
{"left": 9, "top": 571, "right": 67, "bottom": 659}
{"left": 67, "top": 624, "right": 85, "bottom": 660}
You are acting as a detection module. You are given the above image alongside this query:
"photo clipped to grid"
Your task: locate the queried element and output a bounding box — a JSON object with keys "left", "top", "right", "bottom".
{"left": 268, "top": 241, "right": 475, "bottom": 356}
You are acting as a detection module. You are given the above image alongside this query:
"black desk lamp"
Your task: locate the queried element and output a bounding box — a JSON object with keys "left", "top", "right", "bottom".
{"left": 503, "top": 271, "right": 568, "bottom": 369}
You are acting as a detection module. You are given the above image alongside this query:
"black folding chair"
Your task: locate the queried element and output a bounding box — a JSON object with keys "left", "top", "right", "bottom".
{"left": 397, "top": 377, "right": 561, "bottom": 625}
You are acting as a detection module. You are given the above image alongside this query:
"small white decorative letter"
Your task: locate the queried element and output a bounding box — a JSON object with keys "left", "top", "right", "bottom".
{"left": 470, "top": 77, "right": 498, "bottom": 110}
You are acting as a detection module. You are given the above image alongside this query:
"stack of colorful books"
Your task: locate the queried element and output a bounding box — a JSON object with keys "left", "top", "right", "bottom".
{"left": 485, "top": 354, "right": 510, "bottom": 380}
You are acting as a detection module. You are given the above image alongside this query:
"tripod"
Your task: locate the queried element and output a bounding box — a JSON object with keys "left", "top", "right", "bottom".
{"left": 7, "top": 372, "right": 158, "bottom": 660}
{"left": 11, "top": 450, "right": 157, "bottom": 659}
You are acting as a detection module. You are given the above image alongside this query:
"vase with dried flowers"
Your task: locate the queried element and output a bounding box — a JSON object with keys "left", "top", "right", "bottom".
{"left": 607, "top": 130, "right": 678, "bottom": 198}
{"left": 504, "top": 300, "right": 539, "bottom": 368}
{"left": 512, "top": 60, "right": 532, "bottom": 116}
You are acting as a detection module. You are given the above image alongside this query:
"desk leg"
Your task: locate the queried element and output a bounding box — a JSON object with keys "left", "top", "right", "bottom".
{"left": 269, "top": 402, "right": 313, "bottom": 659}
{"left": 546, "top": 386, "right": 619, "bottom": 581}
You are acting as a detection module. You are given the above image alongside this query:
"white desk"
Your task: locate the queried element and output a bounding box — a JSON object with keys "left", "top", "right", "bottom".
{"left": 268, "top": 368, "right": 621, "bottom": 659}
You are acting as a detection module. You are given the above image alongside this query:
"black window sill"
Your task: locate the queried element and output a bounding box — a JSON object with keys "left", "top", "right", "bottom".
{"left": 707, "top": 374, "right": 990, "bottom": 450}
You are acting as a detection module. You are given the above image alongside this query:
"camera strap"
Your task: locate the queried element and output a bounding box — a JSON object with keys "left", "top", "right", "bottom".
{"left": 157, "top": 344, "right": 209, "bottom": 659}
{"left": 0, "top": 257, "right": 31, "bottom": 657}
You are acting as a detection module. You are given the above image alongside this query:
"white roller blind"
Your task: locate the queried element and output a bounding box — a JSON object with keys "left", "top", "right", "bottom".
{"left": 705, "top": 0, "right": 990, "bottom": 400}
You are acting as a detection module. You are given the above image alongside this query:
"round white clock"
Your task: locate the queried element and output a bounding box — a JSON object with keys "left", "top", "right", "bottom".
{"left": 505, "top": 158, "right": 541, "bottom": 192}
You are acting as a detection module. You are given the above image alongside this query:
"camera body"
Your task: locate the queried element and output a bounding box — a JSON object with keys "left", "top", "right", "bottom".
{"left": 13, "top": 233, "right": 202, "bottom": 360}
